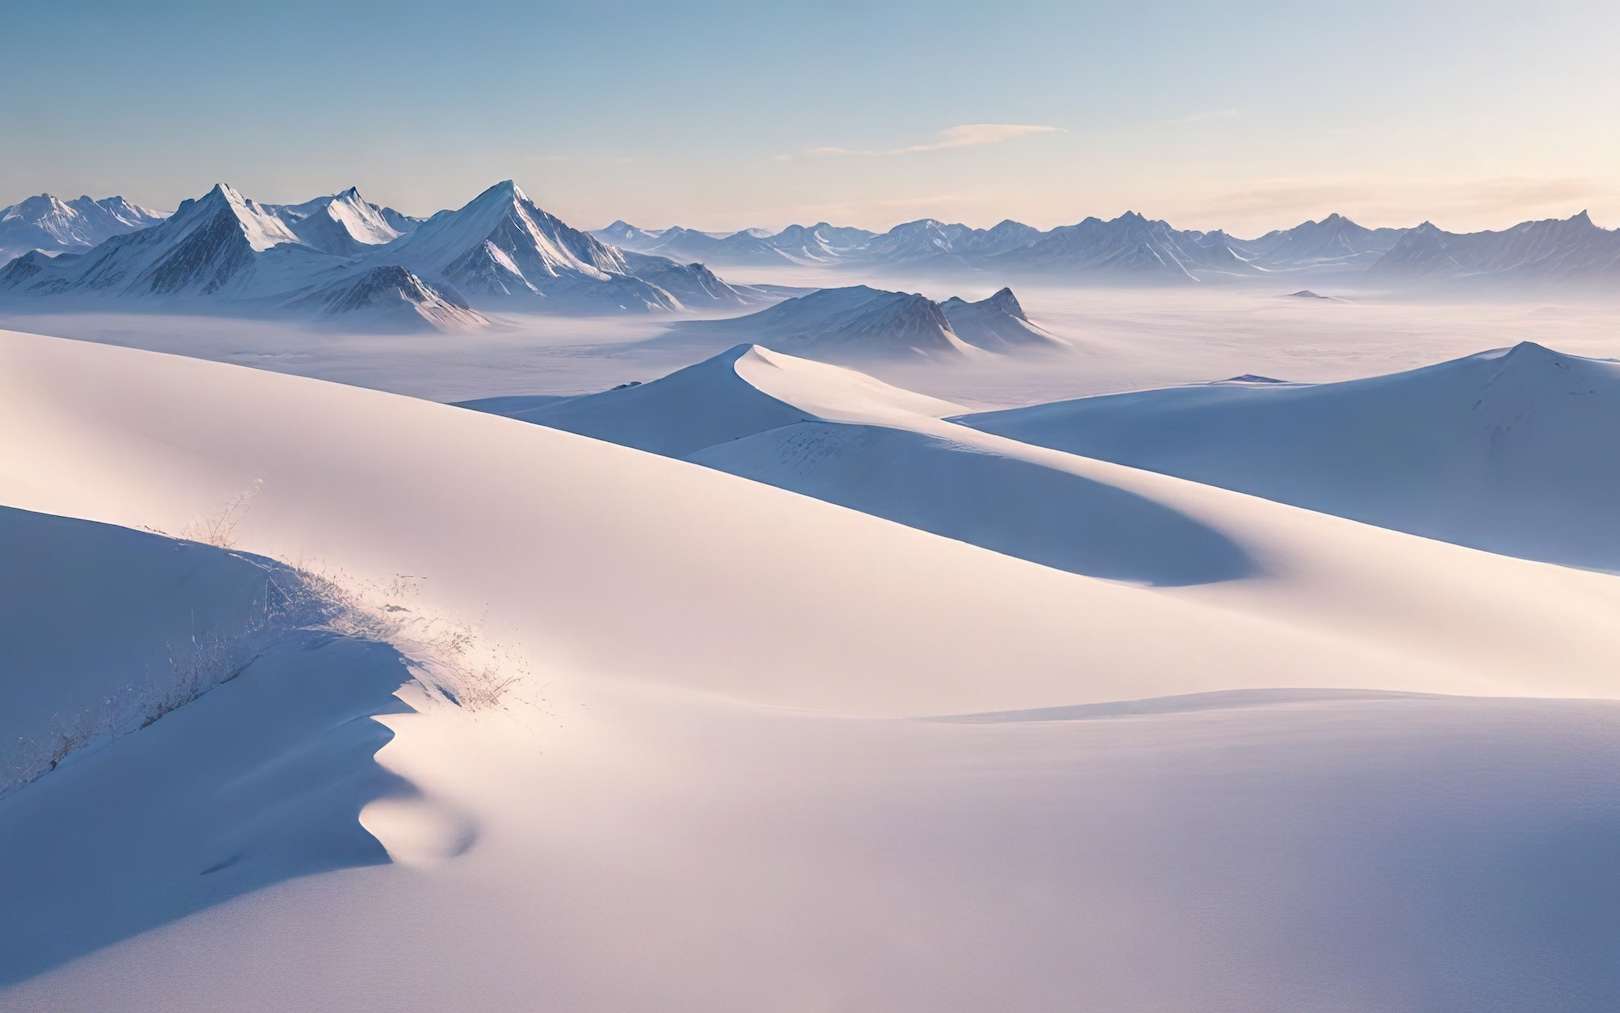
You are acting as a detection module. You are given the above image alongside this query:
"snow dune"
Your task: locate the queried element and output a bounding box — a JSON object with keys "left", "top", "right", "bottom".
{"left": 6, "top": 328, "right": 1620, "bottom": 1010}
{"left": 1, "top": 506, "right": 291, "bottom": 785}
{"left": 0, "top": 504, "right": 429, "bottom": 987}
{"left": 7, "top": 326, "right": 1620, "bottom": 708}
{"left": 963, "top": 341, "right": 1620, "bottom": 571}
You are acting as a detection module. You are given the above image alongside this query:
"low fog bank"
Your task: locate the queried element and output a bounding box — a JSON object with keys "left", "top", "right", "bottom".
{"left": 5, "top": 279, "right": 1619, "bottom": 408}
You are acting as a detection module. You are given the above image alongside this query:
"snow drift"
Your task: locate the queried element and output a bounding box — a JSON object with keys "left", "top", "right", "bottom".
{"left": 8, "top": 329, "right": 1620, "bottom": 1010}
{"left": 963, "top": 341, "right": 1620, "bottom": 572}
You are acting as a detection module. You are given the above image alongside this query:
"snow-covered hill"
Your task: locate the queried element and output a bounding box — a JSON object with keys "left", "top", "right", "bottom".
{"left": 0, "top": 193, "right": 166, "bottom": 265}
{"left": 666, "top": 285, "right": 969, "bottom": 360}
{"left": 962, "top": 341, "right": 1620, "bottom": 571}
{"left": 8, "top": 328, "right": 1620, "bottom": 711}
{"left": 666, "top": 284, "right": 1058, "bottom": 363}
{"left": 8, "top": 329, "right": 1620, "bottom": 1010}
{"left": 938, "top": 287, "right": 1063, "bottom": 350}
{"left": 482, "top": 343, "right": 961, "bottom": 456}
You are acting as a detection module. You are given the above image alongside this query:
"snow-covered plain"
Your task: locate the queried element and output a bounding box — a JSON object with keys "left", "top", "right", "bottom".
{"left": 6, "top": 302, "right": 1620, "bottom": 1012}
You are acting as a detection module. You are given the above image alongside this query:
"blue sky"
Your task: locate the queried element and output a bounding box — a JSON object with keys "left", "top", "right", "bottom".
{"left": 6, "top": 1, "right": 1617, "bottom": 233}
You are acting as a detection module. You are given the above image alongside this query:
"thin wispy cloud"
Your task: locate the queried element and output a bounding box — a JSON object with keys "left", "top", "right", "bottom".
{"left": 781, "top": 123, "right": 1064, "bottom": 161}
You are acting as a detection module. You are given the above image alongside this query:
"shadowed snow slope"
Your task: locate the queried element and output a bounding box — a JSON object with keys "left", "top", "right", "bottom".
{"left": 963, "top": 341, "right": 1620, "bottom": 572}
{"left": 1, "top": 507, "right": 291, "bottom": 785}
{"left": 0, "top": 505, "right": 419, "bottom": 985}
{"left": 6, "top": 328, "right": 1620, "bottom": 709}
{"left": 8, "top": 329, "right": 1620, "bottom": 1011}
{"left": 491, "top": 343, "right": 1589, "bottom": 587}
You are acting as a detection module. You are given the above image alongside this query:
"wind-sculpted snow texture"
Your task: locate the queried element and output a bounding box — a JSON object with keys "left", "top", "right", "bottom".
{"left": 963, "top": 341, "right": 1620, "bottom": 572}
{"left": 7, "top": 327, "right": 1620, "bottom": 1011}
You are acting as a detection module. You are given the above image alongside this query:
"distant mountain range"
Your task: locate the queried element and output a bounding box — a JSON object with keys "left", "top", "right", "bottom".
{"left": 3, "top": 181, "right": 1615, "bottom": 332}
{"left": 0, "top": 182, "right": 765, "bottom": 330}
{"left": 597, "top": 209, "right": 1619, "bottom": 288}
{"left": 1368, "top": 212, "right": 1620, "bottom": 286}
{"left": 0, "top": 194, "right": 166, "bottom": 264}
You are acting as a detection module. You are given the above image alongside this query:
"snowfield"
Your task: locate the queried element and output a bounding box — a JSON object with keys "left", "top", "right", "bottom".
{"left": 5, "top": 322, "right": 1620, "bottom": 1011}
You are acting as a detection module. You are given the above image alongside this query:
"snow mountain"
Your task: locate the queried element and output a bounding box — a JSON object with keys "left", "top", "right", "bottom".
{"left": 856, "top": 218, "right": 1046, "bottom": 270}
{"left": 267, "top": 186, "right": 418, "bottom": 255}
{"left": 375, "top": 180, "right": 755, "bottom": 313}
{"left": 0, "top": 180, "right": 761, "bottom": 326}
{"left": 590, "top": 211, "right": 1406, "bottom": 282}
{"left": 1366, "top": 211, "right": 1620, "bottom": 288}
{"left": 1242, "top": 212, "right": 1405, "bottom": 271}
{"left": 290, "top": 264, "right": 490, "bottom": 332}
{"left": 583, "top": 205, "right": 1620, "bottom": 288}
{"left": 670, "top": 285, "right": 966, "bottom": 362}
{"left": 987, "top": 211, "right": 1261, "bottom": 283}
{"left": 593, "top": 219, "right": 662, "bottom": 248}
{"left": 621, "top": 225, "right": 798, "bottom": 268}
{"left": 763, "top": 222, "right": 877, "bottom": 262}
{"left": 938, "top": 287, "right": 1063, "bottom": 351}
{"left": 0, "top": 193, "right": 167, "bottom": 265}
{"left": 620, "top": 251, "right": 755, "bottom": 309}
{"left": 666, "top": 284, "right": 1058, "bottom": 363}
{"left": 0, "top": 183, "right": 330, "bottom": 299}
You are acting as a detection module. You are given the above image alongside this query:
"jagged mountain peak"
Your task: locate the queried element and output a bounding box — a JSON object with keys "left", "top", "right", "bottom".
{"left": 9, "top": 193, "right": 73, "bottom": 217}
{"left": 474, "top": 178, "right": 528, "bottom": 205}
{"left": 983, "top": 286, "right": 1025, "bottom": 317}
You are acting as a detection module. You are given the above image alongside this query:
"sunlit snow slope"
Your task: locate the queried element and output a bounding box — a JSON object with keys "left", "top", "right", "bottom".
{"left": 6, "top": 329, "right": 1620, "bottom": 1012}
